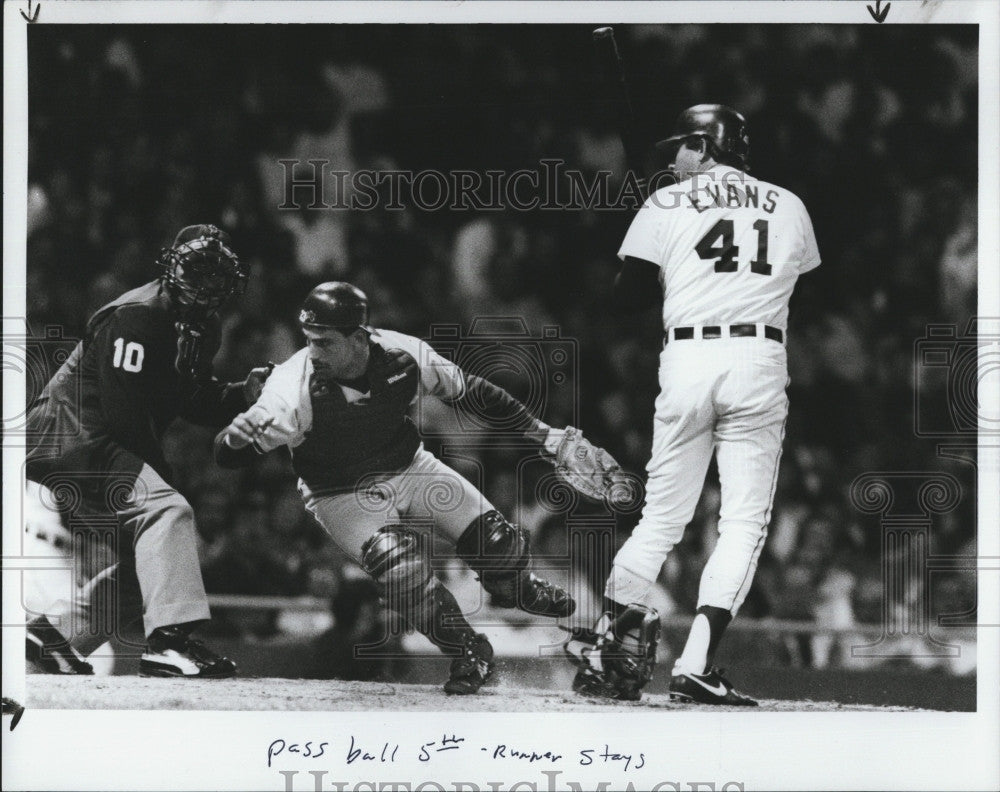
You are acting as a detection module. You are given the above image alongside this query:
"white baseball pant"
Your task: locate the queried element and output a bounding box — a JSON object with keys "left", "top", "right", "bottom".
{"left": 606, "top": 335, "right": 788, "bottom": 615}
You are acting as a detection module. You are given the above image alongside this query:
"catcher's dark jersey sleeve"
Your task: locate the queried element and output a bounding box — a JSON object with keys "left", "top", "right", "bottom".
{"left": 452, "top": 374, "right": 548, "bottom": 436}
{"left": 372, "top": 329, "right": 550, "bottom": 439}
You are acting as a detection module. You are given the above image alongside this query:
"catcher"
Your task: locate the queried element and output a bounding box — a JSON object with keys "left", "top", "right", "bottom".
{"left": 214, "top": 282, "right": 625, "bottom": 694}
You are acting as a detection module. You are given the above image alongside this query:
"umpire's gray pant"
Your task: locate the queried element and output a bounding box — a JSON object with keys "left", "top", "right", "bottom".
{"left": 46, "top": 463, "right": 211, "bottom": 654}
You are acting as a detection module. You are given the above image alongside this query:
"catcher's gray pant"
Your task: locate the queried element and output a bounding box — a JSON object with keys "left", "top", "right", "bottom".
{"left": 606, "top": 337, "right": 788, "bottom": 616}
{"left": 300, "top": 447, "right": 494, "bottom": 563}
{"left": 43, "top": 463, "right": 211, "bottom": 654}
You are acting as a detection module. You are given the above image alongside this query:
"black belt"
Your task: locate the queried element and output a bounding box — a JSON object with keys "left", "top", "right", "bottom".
{"left": 665, "top": 324, "right": 784, "bottom": 344}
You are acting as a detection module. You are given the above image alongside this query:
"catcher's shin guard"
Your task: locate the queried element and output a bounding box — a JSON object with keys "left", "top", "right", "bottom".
{"left": 456, "top": 511, "right": 575, "bottom": 618}
{"left": 361, "top": 525, "right": 478, "bottom": 653}
{"left": 566, "top": 603, "right": 660, "bottom": 701}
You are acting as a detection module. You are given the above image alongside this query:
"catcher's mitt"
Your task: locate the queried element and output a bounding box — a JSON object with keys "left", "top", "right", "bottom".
{"left": 544, "top": 426, "right": 638, "bottom": 506}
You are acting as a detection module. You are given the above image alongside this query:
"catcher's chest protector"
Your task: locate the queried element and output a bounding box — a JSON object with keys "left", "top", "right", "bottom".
{"left": 293, "top": 345, "right": 421, "bottom": 490}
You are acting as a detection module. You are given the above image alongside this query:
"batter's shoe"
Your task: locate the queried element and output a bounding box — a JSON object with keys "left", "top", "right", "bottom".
{"left": 669, "top": 666, "right": 758, "bottom": 706}
{"left": 443, "top": 633, "right": 494, "bottom": 695}
{"left": 140, "top": 625, "right": 237, "bottom": 678}
{"left": 569, "top": 627, "right": 630, "bottom": 700}
{"left": 566, "top": 604, "right": 660, "bottom": 701}
{"left": 517, "top": 572, "right": 576, "bottom": 618}
{"left": 25, "top": 617, "right": 94, "bottom": 675}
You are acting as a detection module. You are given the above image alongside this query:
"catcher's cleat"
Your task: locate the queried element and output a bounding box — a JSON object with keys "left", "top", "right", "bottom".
{"left": 140, "top": 625, "right": 237, "bottom": 678}
{"left": 443, "top": 633, "right": 494, "bottom": 695}
{"left": 669, "top": 666, "right": 758, "bottom": 707}
{"left": 518, "top": 572, "right": 576, "bottom": 618}
{"left": 25, "top": 618, "right": 94, "bottom": 675}
{"left": 457, "top": 512, "right": 575, "bottom": 618}
{"left": 565, "top": 604, "right": 660, "bottom": 701}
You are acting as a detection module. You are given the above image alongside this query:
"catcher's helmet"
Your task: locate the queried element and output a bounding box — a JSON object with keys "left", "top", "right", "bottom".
{"left": 656, "top": 104, "right": 750, "bottom": 171}
{"left": 158, "top": 224, "right": 248, "bottom": 319}
{"left": 299, "top": 281, "right": 370, "bottom": 332}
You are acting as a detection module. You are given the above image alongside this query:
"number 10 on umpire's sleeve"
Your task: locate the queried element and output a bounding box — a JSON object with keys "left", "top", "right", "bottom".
{"left": 112, "top": 337, "right": 145, "bottom": 372}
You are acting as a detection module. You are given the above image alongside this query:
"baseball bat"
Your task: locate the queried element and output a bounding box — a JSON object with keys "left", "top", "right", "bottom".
{"left": 592, "top": 26, "right": 647, "bottom": 192}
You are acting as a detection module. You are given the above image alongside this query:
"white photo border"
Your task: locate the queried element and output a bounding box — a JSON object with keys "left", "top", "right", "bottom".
{"left": 3, "top": 2, "right": 998, "bottom": 791}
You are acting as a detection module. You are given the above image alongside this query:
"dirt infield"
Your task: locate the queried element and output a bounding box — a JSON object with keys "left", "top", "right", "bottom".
{"left": 27, "top": 675, "right": 927, "bottom": 712}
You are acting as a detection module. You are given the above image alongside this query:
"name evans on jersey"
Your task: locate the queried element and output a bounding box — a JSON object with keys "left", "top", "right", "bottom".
{"left": 683, "top": 175, "right": 780, "bottom": 214}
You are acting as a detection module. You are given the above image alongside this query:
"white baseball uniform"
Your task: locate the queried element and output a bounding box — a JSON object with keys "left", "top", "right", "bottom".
{"left": 606, "top": 164, "right": 820, "bottom": 615}
{"left": 21, "top": 481, "right": 76, "bottom": 618}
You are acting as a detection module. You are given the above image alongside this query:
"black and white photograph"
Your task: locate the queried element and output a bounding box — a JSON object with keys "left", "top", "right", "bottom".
{"left": 3, "top": 2, "right": 998, "bottom": 790}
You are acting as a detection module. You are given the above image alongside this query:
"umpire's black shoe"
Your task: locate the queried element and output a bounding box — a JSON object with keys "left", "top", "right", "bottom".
{"left": 25, "top": 617, "right": 95, "bottom": 675}
{"left": 669, "top": 666, "right": 758, "bottom": 706}
{"left": 140, "top": 625, "right": 237, "bottom": 678}
{"left": 518, "top": 573, "right": 576, "bottom": 618}
{"left": 443, "top": 633, "right": 494, "bottom": 695}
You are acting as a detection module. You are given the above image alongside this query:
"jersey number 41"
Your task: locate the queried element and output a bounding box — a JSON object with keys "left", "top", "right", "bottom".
{"left": 695, "top": 218, "right": 772, "bottom": 276}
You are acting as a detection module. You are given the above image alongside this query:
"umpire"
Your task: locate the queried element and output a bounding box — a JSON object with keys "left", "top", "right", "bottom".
{"left": 25, "top": 224, "right": 269, "bottom": 677}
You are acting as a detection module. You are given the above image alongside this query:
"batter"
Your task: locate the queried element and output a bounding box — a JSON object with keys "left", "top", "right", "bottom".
{"left": 574, "top": 104, "right": 821, "bottom": 705}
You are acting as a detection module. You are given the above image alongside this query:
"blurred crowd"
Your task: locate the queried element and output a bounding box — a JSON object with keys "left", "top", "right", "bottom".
{"left": 26, "top": 24, "right": 978, "bottom": 667}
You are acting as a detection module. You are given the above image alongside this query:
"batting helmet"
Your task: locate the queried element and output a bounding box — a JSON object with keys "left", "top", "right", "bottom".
{"left": 299, "top": 281, "right": 370, "bottom": 332}
{"left": 656, "top": 104, "right": 750, "bottom": 171}
{"left": 158, "top": 224, "right": 248, "bottom": 319}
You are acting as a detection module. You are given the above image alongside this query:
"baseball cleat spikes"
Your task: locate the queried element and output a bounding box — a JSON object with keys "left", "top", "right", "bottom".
{"left": 571, "top": 661, "right": 640, "bottom": 701}
{"left": 564, "top": 605, "right": 660, "bottom": 701}
{"left": 517, "top": 572, "right": 576, "bottom": 618}
{"left": 669, "top": 666, "right": 758, "bottom": 706}
{"left": 443, "top": 633, "right": 494, "bottom": 695}
{"left": 139, "top": 625, "right": 237, "bottom": 678}
{"left": 25, "top": 619, "right": 95, "bottom": 675}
